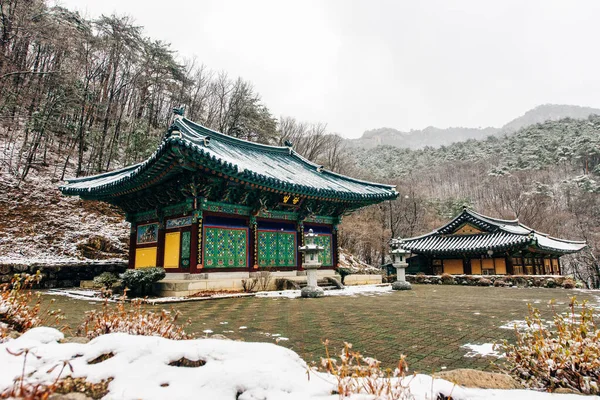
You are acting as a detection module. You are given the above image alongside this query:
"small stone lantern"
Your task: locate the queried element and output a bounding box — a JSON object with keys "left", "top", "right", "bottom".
{"left": 391, "top": 246, "right": 412, "bottom": 291}
{"left": 298, "top": 229, "right": 325, "bottom": 298}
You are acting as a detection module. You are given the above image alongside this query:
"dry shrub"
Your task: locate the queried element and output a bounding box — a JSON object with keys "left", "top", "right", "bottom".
{"left": 54, "top": 377, "right": 112, "bottom": 399}
{"left": 415, "top": 272, "right": 427, "bottom": 284}
{"left": 241, "top": 278, "right": 258, "bottom": 293}
{"left": 499, "top": 297, "right": 600, "bottom": 394}
{"left": 562, "top": 278, "right": 576, "bottom": 289}
{"left": 0, "top": 347, "right": 110, "bottom": 400}
{"left": 0, "top": 348, "right": 70, "bottom": 399}
{"left": 477, "top": 278, "right": 492, "bottom": 286}
{"left": 78, "top": 298, "right": 192, "bottom": 340}
{"left": 255, "top": 270, "right": 273, "bottom": 291}
{"left": 1, "top": 272, "right": 63, "bottom": 341}
{"left": 440, "top": 273, "right": 454, "bottom": 285}
{"left": 320, "top": 341, "right": 413, "bottom": 399}
{"left": 493, "top": 279, "right": 507, "bottom": 287}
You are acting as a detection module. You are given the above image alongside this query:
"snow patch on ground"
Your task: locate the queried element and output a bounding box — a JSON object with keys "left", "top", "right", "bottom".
{"left": 0, "top": 327, "right": 590, "bottom": 400}
{"left": 255, "top": 284, "right": 393, "bottom": 299}
{"left": 44, "top": 289, "right": 106, "bottom": 302}
{"left": 462, "top": 343, "right": 504, "bottom": 358}
{"left": 499, "top": 320, "right": 550, "bottom": 331}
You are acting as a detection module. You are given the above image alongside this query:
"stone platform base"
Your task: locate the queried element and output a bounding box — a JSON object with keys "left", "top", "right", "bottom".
{"left": 344, "top": 274, "right": 382, "bottom": 286}
{"left": 153, "top": 270, "right": 340, "bottom": 297}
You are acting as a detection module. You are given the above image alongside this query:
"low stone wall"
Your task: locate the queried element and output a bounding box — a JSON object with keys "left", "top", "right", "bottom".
{"left": 405, "top": 274, "right": 579, "bottom": 289}
{"left": 0, "top": 262, "right": 128, "bottom": 288}
{"left": 344, "top": 274, "right": 383, "bottom": 286}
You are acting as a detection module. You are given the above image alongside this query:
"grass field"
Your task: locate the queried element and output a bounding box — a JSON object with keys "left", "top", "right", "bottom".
{"left": 42, "top": 285, "right": 600, "bottom": 373}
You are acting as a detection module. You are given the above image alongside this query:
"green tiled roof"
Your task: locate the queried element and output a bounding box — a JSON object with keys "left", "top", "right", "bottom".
{"left": 60, "top": 117, "right": 398, "bottom": 203}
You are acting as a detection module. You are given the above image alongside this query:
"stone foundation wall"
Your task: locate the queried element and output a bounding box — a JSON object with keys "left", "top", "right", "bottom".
{"left": 405, "top": 274, "right": 580, "bottom": 288}
{"left": 0, "top": 262, "right": 128, "bottom": 288}
{"left": 344, "top": 274, "right": 383, "bottom": 286}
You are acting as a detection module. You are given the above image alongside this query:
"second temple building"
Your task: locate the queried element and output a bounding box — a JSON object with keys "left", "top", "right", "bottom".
{"left": 392, "top": 208, "right": 586, "bottom": 276}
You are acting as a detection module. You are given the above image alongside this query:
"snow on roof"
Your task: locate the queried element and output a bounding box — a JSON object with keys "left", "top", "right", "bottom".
{"left": 396, "top": 208, "right": 586, "bottom": 255}
{"left": 60, "top": 117, "right": 397, "bottom": 202}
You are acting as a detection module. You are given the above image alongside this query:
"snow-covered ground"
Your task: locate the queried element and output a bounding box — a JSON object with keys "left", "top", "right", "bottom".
{"left": 0, "top": 170, "right": 129, "bottom": 265}
{"left": 0, "top": 327, "right": 593, "bottom": 400}
{"left": 42, "top": 284, "right": 393, "bottom": 304}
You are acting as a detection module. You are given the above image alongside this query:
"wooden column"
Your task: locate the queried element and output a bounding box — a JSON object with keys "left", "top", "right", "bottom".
{"left": 506, "top": 256, "right": 514, "bottom": 275}
{"left": 156, "top": 221, "right": 165, "bottom": 268}
{"left": 249, "top": 216, "right": 258, "bottom": 270}
{"left": 332, "top": 224, "right": 339, "bottom": 269}
{"left": 296, "top": 221, "right": 304, "bottom": 271}
{"left": 197, "top": 213, "right": 204, "bottom": 271}
{"left": 128, "top": 223, "right": 136, "bottom": 269}
{"left": 190, "top": 210, "right": 200, "bottom": 274}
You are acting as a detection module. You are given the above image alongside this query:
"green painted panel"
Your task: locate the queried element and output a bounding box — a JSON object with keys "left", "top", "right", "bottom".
{"left": 277, "top": 232, "right": 296, "bottom": 266}
{"left": 180, "top": 231, "right": 191, "bottom": 268}
{"left": 314, "top": 234, "right": 332, "bottom": 267}
{"left": 204, "top": 227, "right": 247, "bottom": 268}
{"left": 258, "top": 231, "right": 296, "bottom": 267}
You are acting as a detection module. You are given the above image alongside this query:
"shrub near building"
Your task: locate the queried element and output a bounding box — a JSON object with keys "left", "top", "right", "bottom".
{"left": 406, "top": 274, "right": 583, "bottom": 289}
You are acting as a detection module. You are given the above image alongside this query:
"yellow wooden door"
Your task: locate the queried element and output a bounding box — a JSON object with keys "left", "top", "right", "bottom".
{"left": 164, "top": 232, "right": 181, "bottom": 269}
{"left": 135, "top": 247, "right": 157, "bottom": 268}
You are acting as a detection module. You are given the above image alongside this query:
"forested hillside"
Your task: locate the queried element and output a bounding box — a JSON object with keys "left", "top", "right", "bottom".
{"left": 341, "top": 116, "right": 600, "bottom": 287}
{"left": 349, "top": 116, "right": 600, "bottom": 180}
{"left": 0, "top": 1, "right": 342, "bottom": 184}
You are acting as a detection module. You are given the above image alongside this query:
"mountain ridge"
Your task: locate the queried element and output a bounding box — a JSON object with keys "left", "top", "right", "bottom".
{"left": 347, "top": 104, "right": 600, "bottom": 150}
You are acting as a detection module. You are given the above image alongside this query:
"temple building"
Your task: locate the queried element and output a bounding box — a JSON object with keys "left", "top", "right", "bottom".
{"left": 60, "top": 113, "right": 398, "bottom": 276}
{"left": 392, "top": 208, "right": 586, "bottom": 276}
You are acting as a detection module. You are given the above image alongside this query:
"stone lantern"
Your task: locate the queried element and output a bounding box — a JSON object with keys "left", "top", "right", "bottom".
{"left": 390, "top": 245, "right": 412, "bottom": 291}
{"left": 298, "top": 229, "right": 325, "bottom": 298}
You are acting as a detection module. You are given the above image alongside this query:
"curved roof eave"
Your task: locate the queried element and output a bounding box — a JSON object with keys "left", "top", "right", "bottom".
{"left": 60, "top": 118, "right": 398, "bottom": 202}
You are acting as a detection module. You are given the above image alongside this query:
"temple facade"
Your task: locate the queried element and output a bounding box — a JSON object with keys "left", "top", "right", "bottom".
{"left": 60, "top": 113, "right": 398, "bottom": 275}
{"left": 392, "top": 208, "right": 586, "bottom": 276}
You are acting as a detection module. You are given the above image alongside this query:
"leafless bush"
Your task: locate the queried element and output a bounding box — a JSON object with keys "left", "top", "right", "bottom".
{"left": 241, "top": 278, "right": 258, "bottom": 293}
{"left": 255, "top": 270, "right": 273, "bottom": 292}
{"left": 499, "top": 298, "right": 600, "bottom": 394}
{"left": 320, "top": 341, "right": 414, "bottom": 399}
{"left": 78, "top": 298, "right": 192, "bottom": 340}
{"left": 1, "top": 272, "right": 62, "bottom": 341}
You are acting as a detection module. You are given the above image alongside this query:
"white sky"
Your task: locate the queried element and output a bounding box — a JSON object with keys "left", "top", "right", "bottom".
{"left": 59, "top": 0, "right": 600, "bottom": 138}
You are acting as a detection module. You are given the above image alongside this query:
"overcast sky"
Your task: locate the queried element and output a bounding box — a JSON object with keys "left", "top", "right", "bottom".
{"left": 60, "top": 0, "right": 600, "bottom": 138}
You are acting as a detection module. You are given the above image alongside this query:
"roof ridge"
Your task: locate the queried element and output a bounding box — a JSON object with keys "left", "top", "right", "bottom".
{"left": 466, "top": 209, "right": 519, "bottom": 225}
{"left": 179, "top": 118, "right": 290, "bottom": 154}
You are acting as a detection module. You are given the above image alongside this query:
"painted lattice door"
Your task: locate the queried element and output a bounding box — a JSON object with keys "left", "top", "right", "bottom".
{"left": 313, "top": 234, "right": 333, "bottom": 266}
{"left": 258, "top": 231, "right": 296, "bottom": 267}
{"left": 204, "top": 227, "right": 248, "bottom": 268}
